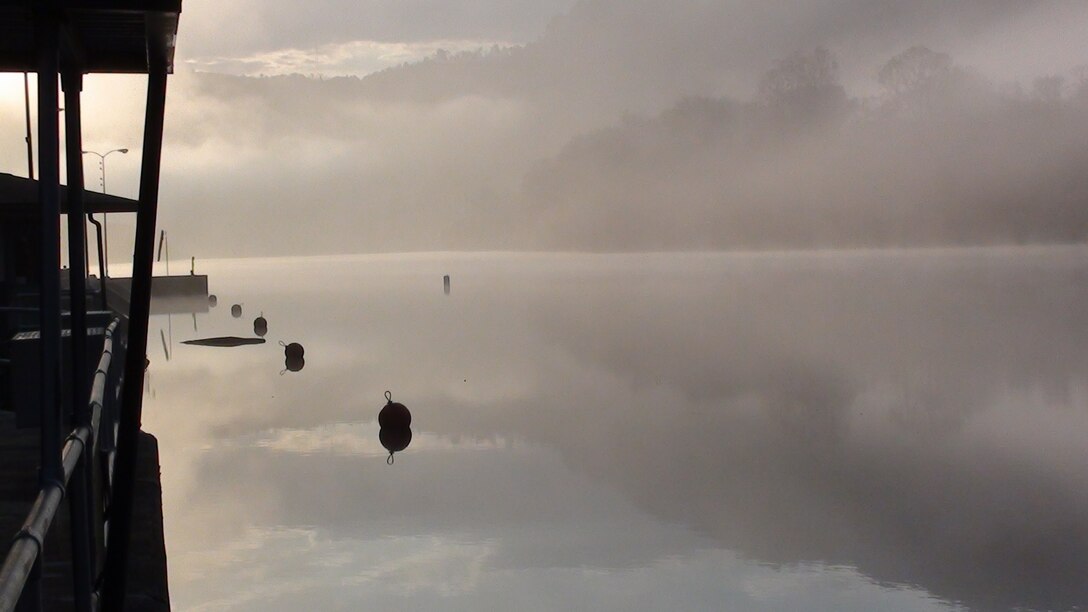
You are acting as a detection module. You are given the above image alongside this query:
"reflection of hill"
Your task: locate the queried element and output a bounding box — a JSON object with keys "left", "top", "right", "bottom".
{"left": 421, "top": 250, "right": 1088, "bottom": 611}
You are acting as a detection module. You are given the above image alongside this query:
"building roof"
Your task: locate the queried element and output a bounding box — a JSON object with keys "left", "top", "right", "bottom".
{"left": 0, "top": 0, "right": 180, "bottom": 74}
{"left": 0, "top": 172, "right": 138, "bottom": 215}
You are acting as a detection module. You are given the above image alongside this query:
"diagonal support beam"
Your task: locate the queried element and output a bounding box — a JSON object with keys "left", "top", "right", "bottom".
{"left": 100, "top": 58, "right": 169, "bottom": 612}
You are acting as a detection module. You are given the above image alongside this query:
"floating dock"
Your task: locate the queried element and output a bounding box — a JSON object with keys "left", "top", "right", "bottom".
{"left": 106, "top": 275, "right": 209, "bottom": 315}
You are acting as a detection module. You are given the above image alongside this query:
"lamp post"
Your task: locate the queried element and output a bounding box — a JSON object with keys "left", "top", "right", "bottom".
{"left": 81, "top": 148, "right": 128, "bottom": 278}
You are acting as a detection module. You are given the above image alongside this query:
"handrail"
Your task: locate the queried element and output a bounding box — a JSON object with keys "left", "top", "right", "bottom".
{"left": 0, "top": 318, "right": 121, "bottom": 612}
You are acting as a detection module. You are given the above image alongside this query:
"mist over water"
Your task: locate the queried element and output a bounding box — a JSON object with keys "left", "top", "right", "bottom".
{"left": 146, "top": 247, "right": 1088, "bottom": 611}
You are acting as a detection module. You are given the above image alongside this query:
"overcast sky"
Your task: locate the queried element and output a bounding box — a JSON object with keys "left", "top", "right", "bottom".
{"left": 2, "top": 0, "right": 1088, "bottom": 259}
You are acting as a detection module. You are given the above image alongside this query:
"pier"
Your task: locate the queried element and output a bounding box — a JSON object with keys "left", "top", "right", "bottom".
{"left": 0, "top": 1, "right": 182, "bottom": 610}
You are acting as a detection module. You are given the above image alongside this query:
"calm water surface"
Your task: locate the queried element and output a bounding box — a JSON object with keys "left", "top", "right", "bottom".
{"left": 144, "top": 248, "right": 1088, "bottom": 611}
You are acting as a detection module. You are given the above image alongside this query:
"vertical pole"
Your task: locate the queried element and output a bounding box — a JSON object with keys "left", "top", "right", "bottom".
{"left": 101, "top": 63, "right": 168, "bottom": 612}
{"left": 84, "top": 224, "right": 91, "bottom": 280}
{"left": 37, "top": 3, "right": 63, "bottom": 502}
{"left": 102, "top": 159, "right": 109, "bottom": 278}
{"left": 24, "top": 73, "right": 35, "bottom": 180}
{"left": 63, "top": 68, "right": 95, "bottom": 612}
{"left": 32, "top": 12, "right": 61, "bottom": 612}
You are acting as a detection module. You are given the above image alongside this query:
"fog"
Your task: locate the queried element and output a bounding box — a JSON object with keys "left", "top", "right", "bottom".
{"left": 3, "top": 0, "right": 1086, "bottom": 259}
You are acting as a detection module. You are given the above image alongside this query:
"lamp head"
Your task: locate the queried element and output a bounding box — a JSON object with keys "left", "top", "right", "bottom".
{"left": 118, "top": 148, "right": 129, "bottom": 154}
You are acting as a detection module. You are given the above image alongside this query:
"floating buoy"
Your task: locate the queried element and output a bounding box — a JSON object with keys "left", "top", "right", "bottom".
{"left": 208, "top": 294, "right": 218, "bottom": 307}
{"left": 378, "top": 390, "right": 413, "bottom": 464}
{"left": 443, "top": 274, "right": 451, "bottom": 295}
{"left": 231, "top": 304, "right": 242, "bottom": 318}
{"left": 282, "top": 342, "right": 304, "bottom": 360}
{"left": 378, "top": 391, "right": 411, "bottom": 429}
{"left": 254, "top": 314, "right": 268, "bottom": 337}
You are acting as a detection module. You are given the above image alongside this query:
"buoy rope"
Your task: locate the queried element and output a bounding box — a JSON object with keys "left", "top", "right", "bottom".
{"left": 387, "top": 452, "right": 395, "bottom": 465}
{"left": 385, "top": 390, "right": 393, "bottom": 402}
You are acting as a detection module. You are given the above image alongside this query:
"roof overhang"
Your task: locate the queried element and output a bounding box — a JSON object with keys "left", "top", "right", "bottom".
{"left": 0, "top": 172, "right": 138, "bottom": 215}
{"left": 0, "top": 0, "right": 180, "bottom": 74}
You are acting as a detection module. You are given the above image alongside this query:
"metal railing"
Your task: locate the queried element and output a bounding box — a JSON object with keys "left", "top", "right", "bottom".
{"left": 0, "top": 318, "right": 122, "bottom": 612}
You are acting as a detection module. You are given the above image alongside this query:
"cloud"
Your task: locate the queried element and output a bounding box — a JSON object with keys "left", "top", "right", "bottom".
{"left": 185, "top": 39, "right": 518, "bottom": 79}
{"left": 178, "top": 0, "right": 577, "bottom": 59}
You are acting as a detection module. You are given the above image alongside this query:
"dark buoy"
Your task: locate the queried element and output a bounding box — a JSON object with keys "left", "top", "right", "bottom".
{"left": 231, "top": 304, "right": 242, "bottom": 318}
{"left": 378, "top": 391, "right": 411, "bottom": 429}
{"left": 443, "top": 274, "right": 451, "bottom": 295}
{"left": 254, "top": 314, "right": 268, "bottom": 337}
{"left": 283, "top": 342, "right": 304, "bottom": 360}
{"left": 284, "top": 355, "right": 304, "bottom": 373}
{"left": 208, "top": 294, "right": 218, "bottom": 307}
{"left": 379, "top": 391, "right": 413, "bottom": 464}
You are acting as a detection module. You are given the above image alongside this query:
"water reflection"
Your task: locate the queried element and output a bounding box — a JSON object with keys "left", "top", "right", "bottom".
{"left": 254, "top": 314, "right": 268, "bottom": 337}
{"left": 145, "top": 248, "right": 1088, "bottom": 612}
{"left": 283, "top": 355, "right": 304, "bottom": 373}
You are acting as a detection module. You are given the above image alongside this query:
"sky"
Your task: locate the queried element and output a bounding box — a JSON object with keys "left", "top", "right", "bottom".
{"left": 2, "top": 0, "right": 1088, "bottom": 259}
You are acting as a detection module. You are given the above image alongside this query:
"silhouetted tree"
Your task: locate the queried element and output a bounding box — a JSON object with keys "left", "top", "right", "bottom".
{"left": 876, "top": 47, "right": 986, "bottom": 118}
{"left": 878, "top": 46, "right": 953, "bottom": 95}
{"left": 759, "top": 48, "right": 849, "bottom": 122}
{"left": 1032, "top": 75, "right": 1065, "bottom": 104}
{"left": 1074, "top": 66, "right": 1088, "bottom": 101}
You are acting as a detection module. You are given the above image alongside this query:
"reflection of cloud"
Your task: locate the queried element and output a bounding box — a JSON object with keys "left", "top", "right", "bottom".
{"left": 176, "top": 526, "right": 948, "bottom": 612}
{"left": 341, "top": 536, "right": 493, "bottom": 596}
{"left": 247, "top": 421, "right": 510, "bottom": 456}
{"left": 175, "top": 527, "right": 495, "bottom": 611}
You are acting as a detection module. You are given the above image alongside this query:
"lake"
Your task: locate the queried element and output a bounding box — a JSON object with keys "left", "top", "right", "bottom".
{"left": 143, "top": 247, "right": 1088, "bottom": 611}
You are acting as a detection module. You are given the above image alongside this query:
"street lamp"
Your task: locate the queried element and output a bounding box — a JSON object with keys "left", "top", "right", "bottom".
{"left": 81, "top": 148, "right": 128, "bottom": 278}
